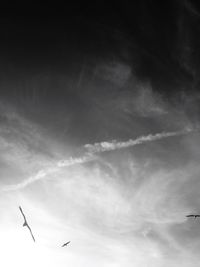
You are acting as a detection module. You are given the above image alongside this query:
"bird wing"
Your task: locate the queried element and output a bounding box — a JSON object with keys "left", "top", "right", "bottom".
{"left": 186, "top": 215, "right": 194, "bottom": 217}
{"left": 19, "top": 206, "right": 35, "bottom": 242}
{"left": 27, "top": 224, "right": 36, "bottom": 242}
{"left": 62, "top": 241, "right": 70, "bottom": 247}
{"left": 19, "top": 206, "right": 27, "bottom": 223}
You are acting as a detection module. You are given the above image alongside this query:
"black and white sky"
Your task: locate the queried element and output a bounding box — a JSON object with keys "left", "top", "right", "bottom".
{"left": 1, "top": 2, "right": 200, "bottom": 266}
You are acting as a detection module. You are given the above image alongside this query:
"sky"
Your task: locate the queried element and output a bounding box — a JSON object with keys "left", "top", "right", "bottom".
{"left": 1, "top": 2, "right": 200, "bottom": 266}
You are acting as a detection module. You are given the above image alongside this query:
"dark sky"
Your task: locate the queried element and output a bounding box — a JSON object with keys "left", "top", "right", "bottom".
{"left": 1, "top": 2, "right": 200, "bottom": 267}
{"left": 0, "top": 1, "right": 200, "bottom": 143}
{"left": 1, "top": 1, "right": 199, "bottom": 84}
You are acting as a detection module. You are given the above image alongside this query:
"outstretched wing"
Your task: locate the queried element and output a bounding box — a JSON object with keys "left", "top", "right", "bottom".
{"left": 62, "top": 241, "right": 70, "bottom": 247}
{"left": 19, "top": 206, "right": 36, "bottom": 242}
{"left": 186, "top": 215, "right": 195, "bottom": 217}
{"left": 19, "top": 206, "right": 27, "bottom": 224}
{"left": 27, "top": 224, "right": 36, "bottom": 242}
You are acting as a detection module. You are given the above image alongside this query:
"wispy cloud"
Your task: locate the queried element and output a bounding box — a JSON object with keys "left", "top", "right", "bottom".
{"left": 84, "top": 128, "right": 194, "bottom": 153}
{"left": 2, "top": 127, "right": 195, "bottom": 191}
{"left": 1, "top": 155, "right": 93, "bottom": 191}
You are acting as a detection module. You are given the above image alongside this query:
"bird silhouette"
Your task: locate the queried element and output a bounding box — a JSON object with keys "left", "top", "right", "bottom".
{"left": 186, "top": 214, "right": 200, "bottom": 219}
{"left": 62, "top": 241, "right": 71, "bottom": 247}
{"left": 19, "top": 206, "right": 35, "bottom": 242}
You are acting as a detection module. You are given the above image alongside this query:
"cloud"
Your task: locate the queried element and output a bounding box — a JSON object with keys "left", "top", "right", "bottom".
{"left": 84, "top": 127, "right": 194, "bottom": 154}
{"left": 94, "top": 61, "right": 132, "bottom": 87}
{"left": 1, "top": 127, "right": 195, "bottom": 192}
{"left": 133, "top": 85, "right": 168, "bottom": 116}
{"left": 2, "top": 155, "right": 94, "bottom": 191}
{"left": 183, "top": 0, "right": 200, "bottom": 18}
{"left": 14, "top": 141, "right": 200, "bottom": 267}
{"left": 1, "top": 70, "right": 200, "bottom": 267}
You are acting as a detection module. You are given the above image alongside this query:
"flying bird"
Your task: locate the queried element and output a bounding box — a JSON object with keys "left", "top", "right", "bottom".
{"left": 186, "top": 214, "right": 200, "bottom": 219}
{"left": 62, "top": 241, "right": 71, "bottom": 247}
{"left": 19, "top": 206, "right": 35, "bottom": 242}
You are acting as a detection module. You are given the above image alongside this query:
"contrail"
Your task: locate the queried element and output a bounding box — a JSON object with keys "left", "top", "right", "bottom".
{"left": 2, "top": 154, "right": 94, "bottom": 192}
{"left": 2, "top": 128, "right": 194, "bottom": 191}
{"left": 84, "top": 128, "right": 194, "bottom": 153}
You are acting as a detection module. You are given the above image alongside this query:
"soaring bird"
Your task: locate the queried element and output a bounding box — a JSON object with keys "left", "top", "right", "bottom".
{"left": 186, "top": 214, "right": 200, "bottom": 219}
{"left": 19, "top": 206, "right": 35, "bottom": 242}
{"left": 62, "top": 241, "right": 71, "bottom": 247}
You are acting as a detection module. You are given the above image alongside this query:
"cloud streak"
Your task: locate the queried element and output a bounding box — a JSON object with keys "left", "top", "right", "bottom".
{"left": 1, "top": 127, "right": 195, "bottom": 191}
{"left": 84, "top": 127, "right": 194, "bottom": 153}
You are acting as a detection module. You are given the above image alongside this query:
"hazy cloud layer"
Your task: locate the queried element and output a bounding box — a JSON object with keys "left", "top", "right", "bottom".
{"left": 1, "top": 82, "right": 200, "bottom": 267}
{"left": 1, "top": 5, "right": 200, "bottom": 265}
